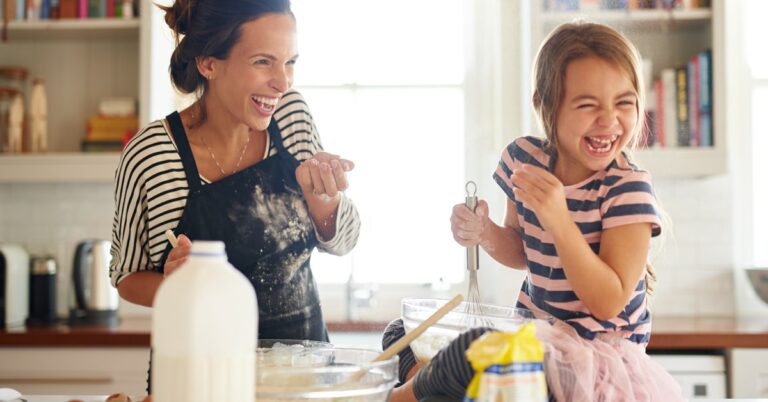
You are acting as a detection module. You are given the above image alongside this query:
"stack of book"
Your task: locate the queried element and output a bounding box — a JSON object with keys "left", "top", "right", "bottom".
{"left": 644, "top": 49, "right": 712, "bottom": 148}
{"left": 81, "top": 97, "right": 137, "bottom": 152}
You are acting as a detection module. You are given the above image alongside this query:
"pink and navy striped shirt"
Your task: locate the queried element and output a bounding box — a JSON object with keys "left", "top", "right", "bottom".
{"left": 493, "top": 136, "right": 662, "bottom": 345}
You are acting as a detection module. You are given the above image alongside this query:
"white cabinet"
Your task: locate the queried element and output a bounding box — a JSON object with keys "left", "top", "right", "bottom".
{"left": 0, "top": 347, "right": 150, "bottom": 396}
{"left": 730, "top": 348, "right": 768, "bottom": 398}
{"left": 649, "top": 354, "right": 726, "bottom": 399}
{"left": 528, "top": 1, "right": 725, "bottom": 178}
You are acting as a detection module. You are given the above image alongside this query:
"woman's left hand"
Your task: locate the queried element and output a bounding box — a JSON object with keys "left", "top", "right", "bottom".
{"left": 509, "top": 164, "right": 570, "bottom": 234}
{"left": 295, "top": 151, "right": 355, "bottom": 200}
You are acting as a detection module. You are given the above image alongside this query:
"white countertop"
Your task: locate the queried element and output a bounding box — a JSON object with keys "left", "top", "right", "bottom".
{"left": 22, "top": 397, "right": 133, "bottom": 402}
{"left": 17, "top": 397, "right": 768, "bottom": 402}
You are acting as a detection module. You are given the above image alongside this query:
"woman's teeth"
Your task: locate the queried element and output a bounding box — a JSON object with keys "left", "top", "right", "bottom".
{"left": 585, "top": 136, "right": 618, "bottom": 153}
{"left": 253, "top": 96, "right": 278, "bottom": 111}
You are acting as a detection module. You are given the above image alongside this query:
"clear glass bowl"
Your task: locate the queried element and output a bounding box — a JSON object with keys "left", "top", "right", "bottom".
{"left": 255, "top": 343, "right": 397, "bottom": 402}
{"left": 401, "top": 297, "right": 540, "bottom": 364}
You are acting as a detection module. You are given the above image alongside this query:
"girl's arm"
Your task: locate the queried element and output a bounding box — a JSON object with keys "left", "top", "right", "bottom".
{"left": 451, "top": 199, "right": 527, "bottom": 270}
{"left": 480, "top": 199, "right": 528, "bottom": 269}
{"left": 547, "top": 219, "right": 651, "bottom": 320}
{"left": 511, "top": 164, "right": 652, "bottom": 320}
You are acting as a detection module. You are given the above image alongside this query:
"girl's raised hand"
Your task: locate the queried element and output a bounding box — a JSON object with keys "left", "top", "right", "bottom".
{"left": 450, "top": 199, "right": 490, "bottom": 247}
{"left": 509, "top": 165, "right": 570, "bottom": 234}
{"left": 164, "top": 234, "right": 191, "bottom": 277}
{"left": 295, "top": 151, "right": 355, "bottom": 199}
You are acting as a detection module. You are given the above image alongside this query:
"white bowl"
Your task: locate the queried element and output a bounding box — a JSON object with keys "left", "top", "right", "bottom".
{"left": 401, "top": 297, "right": 539, "bottom": 364}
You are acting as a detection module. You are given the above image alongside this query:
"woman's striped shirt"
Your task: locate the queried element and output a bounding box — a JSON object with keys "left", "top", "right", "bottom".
{"left": 493, "top": 136, "right": 661, "bottom": 345}
{"left": 110, "top": 89, "right": 361, "bottom": 287}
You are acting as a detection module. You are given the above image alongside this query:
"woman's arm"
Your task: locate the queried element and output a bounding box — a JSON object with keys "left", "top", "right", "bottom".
{"left": 279, "top": 90, "right": 360, "bottom": 252}
{"left": 116, "top": 271, "right": 164, "bottom": 307}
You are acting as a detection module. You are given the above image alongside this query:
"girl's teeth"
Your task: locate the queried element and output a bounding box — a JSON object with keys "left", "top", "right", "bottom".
{"left": 586, "top": 136, "right": 614, "bottom": 153}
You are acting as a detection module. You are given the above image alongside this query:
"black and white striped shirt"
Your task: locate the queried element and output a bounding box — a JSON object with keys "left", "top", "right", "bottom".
{"left": 110, "top": 90, "right": 361, "bottom": 286}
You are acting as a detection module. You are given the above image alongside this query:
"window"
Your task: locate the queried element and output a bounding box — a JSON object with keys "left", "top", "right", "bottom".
{"left": 291, "top": 0, "right": 466, "bottom": 284}
{"left": 746, "top": 0, "right": 768, "bottom": 266}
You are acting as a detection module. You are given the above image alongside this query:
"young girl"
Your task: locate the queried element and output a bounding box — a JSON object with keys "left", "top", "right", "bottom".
{"left": 386, "top": 21, "right": 684, "bottom": 402}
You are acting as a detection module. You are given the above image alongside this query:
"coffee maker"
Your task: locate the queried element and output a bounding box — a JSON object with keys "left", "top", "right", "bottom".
{"left": 68, "top": 240, "right": 119, "bottom": 326}
{"left": 0, "top": 243, "right": 29, "bottom": 328}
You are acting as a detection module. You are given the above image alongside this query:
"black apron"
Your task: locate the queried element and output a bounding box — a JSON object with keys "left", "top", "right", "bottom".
{"left": 164, "top": 111, "right": 327, "bottom": 340}
{"left": 146, "top": 112, "right": 327, "bottom": 392}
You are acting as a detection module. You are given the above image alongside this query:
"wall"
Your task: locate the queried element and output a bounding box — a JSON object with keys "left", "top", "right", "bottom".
{"left": 0, "top": 173, "right": 746, "bottom": 321}
{"left": 0, "top": 182, "right": 150, "bottom": 318}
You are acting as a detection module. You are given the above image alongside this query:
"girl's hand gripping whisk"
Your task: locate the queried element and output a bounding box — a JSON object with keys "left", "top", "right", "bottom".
{"left": 463, "top": 181, "right": 490, "bottom": 327}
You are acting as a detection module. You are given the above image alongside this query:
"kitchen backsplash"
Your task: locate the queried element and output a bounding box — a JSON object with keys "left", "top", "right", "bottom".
{"left": 0, "top": 173, "right": 741, "bottom": 320}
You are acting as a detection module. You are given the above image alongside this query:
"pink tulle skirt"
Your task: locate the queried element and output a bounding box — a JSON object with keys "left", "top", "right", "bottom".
{"left": 534, "top": 320, "right": 686, "bottom": 402}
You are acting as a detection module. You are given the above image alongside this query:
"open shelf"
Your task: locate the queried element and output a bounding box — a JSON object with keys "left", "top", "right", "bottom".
{"left": 633, "top": 147, "right": 725, "bottom": 178}
{"left": 0, "top": 153, "right": 120, "bottom": 183}
{"left": 5, "top": 18, "right": 140, "bottom": 40}
{"left": 540, "top": 8, "right": 712, "bottom": 30}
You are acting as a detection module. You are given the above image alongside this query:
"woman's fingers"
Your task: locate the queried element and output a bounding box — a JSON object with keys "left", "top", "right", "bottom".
{"left": 297, "top": 153, "right": 355, "bottom": 197}
{"left": 319, "top": 162, "right": 339, "bottom": 197}
{"left": 331, "top": 160, "right": 349, "bottom": 191}
{"left": 308, "top": 159, "right": 326, "bottom": 195}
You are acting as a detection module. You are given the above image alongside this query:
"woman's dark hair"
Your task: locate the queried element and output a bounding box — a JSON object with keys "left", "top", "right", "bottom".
{"left": 160, "top": 0, "right": 292, "bottom": 96}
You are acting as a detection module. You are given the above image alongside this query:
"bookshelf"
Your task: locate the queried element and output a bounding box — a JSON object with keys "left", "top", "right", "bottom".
{"left": 530, "top": 1, "right": 725, "bottom": 178}
{"left": 0, "top": 0, "right": 166, "bottom": 183}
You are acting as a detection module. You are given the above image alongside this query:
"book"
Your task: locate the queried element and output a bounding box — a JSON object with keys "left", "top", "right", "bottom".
{"left": 661, "top": 68, "right": 678, "bottom": 148}
{"left": 86, "top": 115, "right": 138, "bottom": 141}
{"left": 698, "top": 49, "right": 713, "bottom": 147}
{"left": 688, "top": 55, "right": 700, "bottom": 146}
{"left": 81, "top": 139, "right": 122, "bottom": 152}
{"left": 59, "top": 0, "right": 76, "bottom": 18}
{"left": 675, "top": 65, "right": 690, "bottom": 147}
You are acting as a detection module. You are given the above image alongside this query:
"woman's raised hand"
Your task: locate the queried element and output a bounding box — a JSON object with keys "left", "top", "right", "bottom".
{"left": 450, "top": 199, "right": 489, "bottom": 247}
{"left": 295, "top": 151, "right": 354, "bottom": 199}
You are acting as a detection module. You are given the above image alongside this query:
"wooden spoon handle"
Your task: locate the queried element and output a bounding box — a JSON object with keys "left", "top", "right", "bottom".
{"left": 373, "top": 294, "right": 464, "bottom": 363}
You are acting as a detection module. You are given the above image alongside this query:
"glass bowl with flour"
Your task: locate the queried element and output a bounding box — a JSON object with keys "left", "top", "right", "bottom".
{"left": 255, "top": 340, "right": 397, "bottom": 402}
{"left": 401, "top": 298, "right": 540, "bottom": 364}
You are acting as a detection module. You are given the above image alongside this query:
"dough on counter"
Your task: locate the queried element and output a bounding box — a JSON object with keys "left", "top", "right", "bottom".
{"left": 105, "top": 393, "right": 132, "bottom": 402}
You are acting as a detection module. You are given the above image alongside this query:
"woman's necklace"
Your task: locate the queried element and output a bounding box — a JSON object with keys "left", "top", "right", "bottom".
{"left": 200, "top": 132, "right": 251, "bottom": 176}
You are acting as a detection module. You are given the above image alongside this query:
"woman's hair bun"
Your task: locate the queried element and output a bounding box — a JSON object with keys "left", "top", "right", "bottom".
{"left": 163, "top": 0, "right": 194, "bottom": 35}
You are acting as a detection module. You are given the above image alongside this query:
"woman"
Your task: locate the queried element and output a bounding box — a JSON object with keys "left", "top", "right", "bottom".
{"left": 109, "top": 0, "right": 359, "bottom": 342}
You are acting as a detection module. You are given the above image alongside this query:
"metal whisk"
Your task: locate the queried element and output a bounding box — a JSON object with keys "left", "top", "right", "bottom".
{"left": 462, "top": 181, "right": 492, "bottom": 328}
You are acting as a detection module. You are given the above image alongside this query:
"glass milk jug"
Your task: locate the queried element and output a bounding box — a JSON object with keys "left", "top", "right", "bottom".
{"left": 152, "top": 241, "right": 258, "bottom": 402}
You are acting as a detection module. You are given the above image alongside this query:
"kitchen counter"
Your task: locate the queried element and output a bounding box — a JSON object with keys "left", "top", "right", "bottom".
{"left": 1, "top": 316, "right": 767, "bottom": 349}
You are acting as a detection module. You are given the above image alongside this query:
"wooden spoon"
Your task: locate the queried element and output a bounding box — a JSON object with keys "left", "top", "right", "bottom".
{"left": 347, "top": 293, "right": 465, "bottom": 383}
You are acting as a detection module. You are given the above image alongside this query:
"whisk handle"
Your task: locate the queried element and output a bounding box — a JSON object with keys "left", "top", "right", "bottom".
{"left": 465, "top": 194, "right": 479, "bottom": 272}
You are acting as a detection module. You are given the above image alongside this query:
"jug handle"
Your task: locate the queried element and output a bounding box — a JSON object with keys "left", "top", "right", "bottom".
{"left": 72, "top": 242, "right": 91, "bottom": 310}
